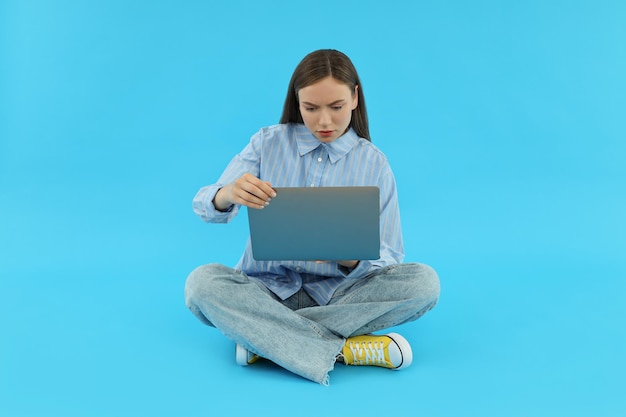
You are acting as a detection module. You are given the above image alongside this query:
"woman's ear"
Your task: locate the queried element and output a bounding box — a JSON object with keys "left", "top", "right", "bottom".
{"left": 352, "top": 85, "right": 359, "bottom": 110}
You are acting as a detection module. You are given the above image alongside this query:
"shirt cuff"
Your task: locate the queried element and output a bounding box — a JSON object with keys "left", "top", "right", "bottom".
{"left": 192, "top": 184, "right": 239, "bottom": 223}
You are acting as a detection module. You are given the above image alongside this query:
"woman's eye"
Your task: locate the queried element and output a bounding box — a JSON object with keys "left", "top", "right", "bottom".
{"left": 332, "top": 106, "right": 343, "bottom": 111}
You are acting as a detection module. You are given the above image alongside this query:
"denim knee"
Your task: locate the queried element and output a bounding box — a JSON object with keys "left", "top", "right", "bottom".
{"left": 399, "top": 263, "right": 441, "bottom": 305}
{"left": 185, "top": 263, "right": 237, "bottom": 299}
{"left": 184, "top": 263, "right": 240, "bottom": 326}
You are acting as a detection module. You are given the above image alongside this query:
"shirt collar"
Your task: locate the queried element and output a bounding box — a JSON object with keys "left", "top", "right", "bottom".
{"left": 295, "top": 124, "right": 359, "bottom": 164}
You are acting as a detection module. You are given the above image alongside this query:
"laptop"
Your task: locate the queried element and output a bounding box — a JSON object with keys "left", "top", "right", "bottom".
{"left": 247, "top": 186, "right": 380, "bottom": 261}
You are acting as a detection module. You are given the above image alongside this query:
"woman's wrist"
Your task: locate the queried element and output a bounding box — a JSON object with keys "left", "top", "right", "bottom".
{"left": 213, "top": 186, "right": 234, "bottom": 212}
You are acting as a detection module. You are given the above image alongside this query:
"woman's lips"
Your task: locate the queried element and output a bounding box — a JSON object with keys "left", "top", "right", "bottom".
{"left": 318, "top": 130, "right": 334, "bottom": 138}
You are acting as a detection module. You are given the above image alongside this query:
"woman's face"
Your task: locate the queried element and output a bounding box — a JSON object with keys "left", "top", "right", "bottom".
{"left": 298, "top": 76, "right": 358, "bottom": 143}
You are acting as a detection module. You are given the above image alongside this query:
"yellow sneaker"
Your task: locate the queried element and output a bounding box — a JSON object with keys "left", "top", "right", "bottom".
{"left": 236, "top": 344, "right": 261, "bottom": 366}
{"left": 342, "top": 333, "right": 412, "bottom": 370}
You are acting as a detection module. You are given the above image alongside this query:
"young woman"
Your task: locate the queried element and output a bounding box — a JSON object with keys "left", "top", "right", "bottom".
{"left": 185, "top": 49, "right": 440, "bottom": 386}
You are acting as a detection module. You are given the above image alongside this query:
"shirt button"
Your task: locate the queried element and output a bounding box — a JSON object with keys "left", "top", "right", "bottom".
{"left": 317, "top": 157, "right": 322, "bottom": 162}
{"left": 310, "top": 183, "right": 315, "bottom": 187}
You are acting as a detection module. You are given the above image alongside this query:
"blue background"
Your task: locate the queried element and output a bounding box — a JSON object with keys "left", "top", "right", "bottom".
{"left": 1, "top": 1, "right": 625, "bottom": 416}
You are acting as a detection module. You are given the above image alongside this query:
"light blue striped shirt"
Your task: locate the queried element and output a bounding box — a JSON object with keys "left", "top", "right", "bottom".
{"left": 193, "top": 123, "right": 404, "bottom": 305}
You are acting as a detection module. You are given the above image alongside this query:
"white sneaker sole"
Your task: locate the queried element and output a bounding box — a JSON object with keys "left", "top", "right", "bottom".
{"left": 235, "top": 344, "right": 250, "bottom": 366}
{"left": 386, "top": 332, "right": 413, "bottom": 370}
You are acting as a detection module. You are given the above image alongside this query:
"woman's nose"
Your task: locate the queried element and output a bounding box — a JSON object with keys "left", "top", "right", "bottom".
{"left": 319, "top": 109, "right": 331, "bottom": 126}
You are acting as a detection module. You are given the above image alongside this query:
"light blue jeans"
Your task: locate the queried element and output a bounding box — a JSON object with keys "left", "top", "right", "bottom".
{"left": 184, "top": 263, "right": 440, "bottom": 385}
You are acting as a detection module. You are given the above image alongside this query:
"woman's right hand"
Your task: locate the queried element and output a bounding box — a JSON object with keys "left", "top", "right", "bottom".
{"left": 213, "top": 173, "right": 276, "bottom": 211}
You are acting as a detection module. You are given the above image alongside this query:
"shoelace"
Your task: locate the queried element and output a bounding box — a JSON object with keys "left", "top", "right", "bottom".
{"left": 345, "top": 339, "right": 389, "bottom": 366}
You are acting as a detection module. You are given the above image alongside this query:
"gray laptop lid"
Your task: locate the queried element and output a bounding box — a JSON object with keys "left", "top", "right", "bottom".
{"left": 248, "top": 186, "right": 380, "bottom": 261}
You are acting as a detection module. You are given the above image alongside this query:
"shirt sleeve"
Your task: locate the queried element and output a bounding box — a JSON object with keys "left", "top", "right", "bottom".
{"left": 192, "top": 129, "right": 264, "bottom": 223}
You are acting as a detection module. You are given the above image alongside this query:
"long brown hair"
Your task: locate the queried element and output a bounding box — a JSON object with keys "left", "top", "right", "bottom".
{"left": 279, "top": 49, "right": 370, "bottom": 141}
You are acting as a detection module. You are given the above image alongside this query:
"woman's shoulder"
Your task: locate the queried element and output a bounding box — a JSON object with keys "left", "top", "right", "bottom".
{"left": 354, "top": 135, "right": 389, "bottom": 164}
{"left": 249, "top": 123, "right": 299, "bottom": 144}
{"left": 256, "top": 123, "right": 299, "bottom": 137}
{"left": 245, "top": 124, "right": 300, "bottom": 155}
